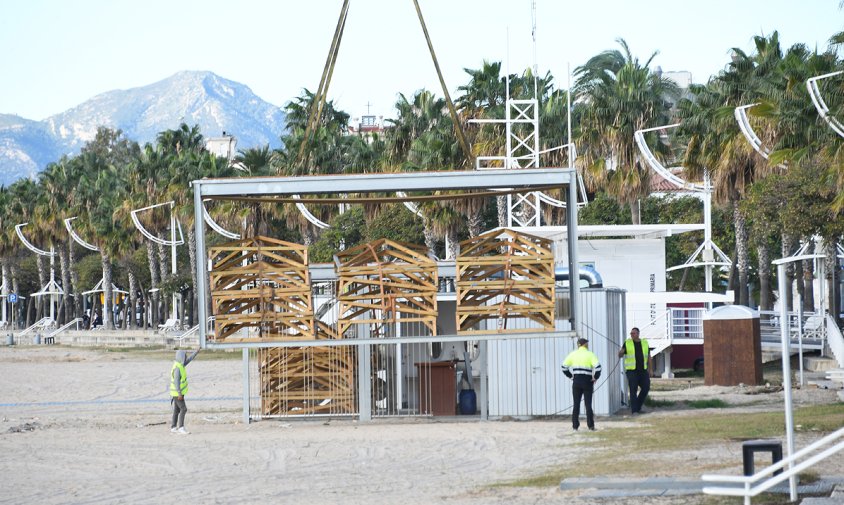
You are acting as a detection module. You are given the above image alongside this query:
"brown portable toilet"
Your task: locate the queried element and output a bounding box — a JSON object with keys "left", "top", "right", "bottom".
{"left": 701, "top": 305, "right": 763, "bottom": 386}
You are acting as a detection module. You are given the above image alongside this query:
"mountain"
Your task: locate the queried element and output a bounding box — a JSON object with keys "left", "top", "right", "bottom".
{"left": 0, "top": 114, "right": 65, "bottom": 184}
{"left": 0, "top": 71, "right": 287, "bottom": 187}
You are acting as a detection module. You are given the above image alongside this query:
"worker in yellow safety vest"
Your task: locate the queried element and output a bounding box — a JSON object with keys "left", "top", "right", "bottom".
{"left": 170, "top": 349, "right": 200, "bottom": 434}
{"left": 618, "top": 327, "right": 653, "bottom": 414}
{"left": 562, "top": 338, "right": 602, "bottom": 431}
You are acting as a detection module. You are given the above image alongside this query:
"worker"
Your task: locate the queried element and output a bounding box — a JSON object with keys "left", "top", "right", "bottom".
{"left": 169, "top": 349, "right": 200, "bottom": 434}
{"left": 618, "top": 327, "right": 653, "bottom": 414}
{"left": 562, "top": 337, "right": 602, "bottom": 431}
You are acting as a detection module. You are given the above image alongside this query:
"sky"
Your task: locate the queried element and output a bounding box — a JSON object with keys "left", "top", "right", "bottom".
{"left": 1, "top": 0, "right": 842, "bottom": 122}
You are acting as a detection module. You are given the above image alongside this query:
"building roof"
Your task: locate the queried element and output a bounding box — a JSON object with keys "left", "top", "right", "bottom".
{"left": 516, "top": 224, "right": 705, "bottom": 240}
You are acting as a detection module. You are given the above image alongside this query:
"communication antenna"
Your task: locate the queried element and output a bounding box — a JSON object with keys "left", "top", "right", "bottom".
{"left": 531, "top": 0, "right": 538, "bottom": 100}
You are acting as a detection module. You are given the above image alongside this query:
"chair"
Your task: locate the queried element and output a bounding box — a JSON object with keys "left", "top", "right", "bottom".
{"left": 157, "top": 318, "right": 180, "bottom": 333}
{"left": 802, "top": 315, "right": 825, "bottom": 340}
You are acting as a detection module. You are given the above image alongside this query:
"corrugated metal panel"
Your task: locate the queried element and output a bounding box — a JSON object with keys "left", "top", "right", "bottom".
{"left": 488, "top": 288, "right": 626, "bottom": 417}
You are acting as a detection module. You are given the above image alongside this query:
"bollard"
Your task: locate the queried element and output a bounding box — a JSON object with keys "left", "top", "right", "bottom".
{"left": 5, "top": 333, "right": 13, "bottom": 346}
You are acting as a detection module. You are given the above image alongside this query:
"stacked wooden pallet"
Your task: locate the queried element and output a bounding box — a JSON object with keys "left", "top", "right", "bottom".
{"left": 456, "top": 228, "right": 555, "bottom": 334}
{"left": 208, "top": 236, "right": 355, "bottom": 415}
{"left": 336, "top": 239, "right": 438, "bottom": 339}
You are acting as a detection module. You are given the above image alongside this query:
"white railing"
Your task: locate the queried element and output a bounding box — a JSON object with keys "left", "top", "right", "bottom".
{"left": 47, "top": 318, "right": 83, "bottom": 339}
{"left": 18, "top": 317, "right": 55, "bottom": 336}
{"left": 173, "top": 316, "right": 214, "bottom": 345}
{"left": 669, "top": 307, "right": 705, "bottom": 339}
{"left": 825, "top": 313, "right": 844, "bottom": 368}
{"left": 703, "top": 426, "right": 844, "bottom": 504}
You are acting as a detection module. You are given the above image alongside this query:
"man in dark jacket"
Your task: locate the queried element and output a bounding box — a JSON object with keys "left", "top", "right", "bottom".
{"left": 562, "top": 338, "right": 602, "bottom": 431}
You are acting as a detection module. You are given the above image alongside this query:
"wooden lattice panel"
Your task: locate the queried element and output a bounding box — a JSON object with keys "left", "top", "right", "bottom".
{"left": 208, "top": 236, "right": 313, "bottom": 342}
{"left": 258, "top": 322, "right": 356, "bottom": 415}
{"left": 456, "top": 228, "right": 555, "bottom": 334}
{"left": 336, "top": 239, "right": 438, "bottom": 339}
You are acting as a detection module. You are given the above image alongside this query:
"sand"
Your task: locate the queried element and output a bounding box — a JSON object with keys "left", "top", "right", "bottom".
{"left": 1, "top": 345, "right": 841, "bottom": 505}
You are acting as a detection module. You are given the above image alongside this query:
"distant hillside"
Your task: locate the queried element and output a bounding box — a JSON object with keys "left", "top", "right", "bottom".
{"left": 0, "top": 71, "right": 287, "bottom": 186}
{"left": 0, "top": 114, "right": 65, "bottom": 184}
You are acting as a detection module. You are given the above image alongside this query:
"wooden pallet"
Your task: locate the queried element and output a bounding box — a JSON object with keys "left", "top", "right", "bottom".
{"left": 456, "top": 228, "right": 555, "bottom": 334}
{"left": 209, "top": 236, "right": 355, "bottom": 415}
{"left": 336, "top": 239, "right": 438, "bottom": 339}
{"left": 209, "top": 236, "right": 313, "bottom": 342}
{"left": 258, "top": 322, "right": 356, "bottom": 415}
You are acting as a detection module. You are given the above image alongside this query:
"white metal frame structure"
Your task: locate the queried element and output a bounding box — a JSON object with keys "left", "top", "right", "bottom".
{"left": 193, "top": 169, "right": 580, "bottom": 423}
{"left": 472, "top": 99, "right": 586, "bottom": 227}
{"left": 130, "top": 201, "right": 184, "bottom": 321}
{"left": 15, "top": 223, "right": 62, "bottom": 323}
{"left": 634, "top": 124, "right": 731, "bottom": 294}
{"left": 193, "top": 168, "right": 579, "bottom": 349}
{"left": 735, "top": 104, "right": 771, "bottom": 159}
{"left": 806, "top": 71, "right": 844, "bottom": 138}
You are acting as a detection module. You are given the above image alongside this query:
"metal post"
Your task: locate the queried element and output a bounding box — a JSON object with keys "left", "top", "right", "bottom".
{"left": 358, "top": 338, "right": 372, "bottom": 421}
{"left": 797, "top": 295, "right": 804, "bottom": 387}
{"left": 193, "top": 182, "right": 208, "bottom": 349}
{"left": 567, "top": 164, "right": 580, "bottom": 335}
{"left": 242, "top": 348, "right": 250, "bottom": 425}
{"left": 170, "top": 202, "right": 178, "bottom": 323}
{"left": 479, "top": 339, "right": 488, "bottom": 420}
{"left": 777, "top": 263, "right": 798, "bottom": 501}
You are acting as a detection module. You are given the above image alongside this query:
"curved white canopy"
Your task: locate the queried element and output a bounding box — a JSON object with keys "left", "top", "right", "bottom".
{"left": 807, "top": 71, "right": 844, "bottom": 139}
{"left": 634, "top": 124, "right": 707, "bottom": 193}
{"left": 130, "top": 201, "right": 185, "bottom": 246}
{"left": 201, "top": 200, "right": 240, "bottom": 239}
{"left": 15, "top": 223, "right": 54, "bottom": 257}
{"left": 64, "top": 217, "right": 99, "bottom": 251}
{"left": 292, "top": 195, "right": 330, "bottom": 229}
{"left": 734, "top": 104, "right": 771, "bottom": 159}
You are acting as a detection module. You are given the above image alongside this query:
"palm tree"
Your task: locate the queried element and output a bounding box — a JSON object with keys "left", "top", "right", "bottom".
{"left": 575, "top": 39, "right": 679, "bottom": 224}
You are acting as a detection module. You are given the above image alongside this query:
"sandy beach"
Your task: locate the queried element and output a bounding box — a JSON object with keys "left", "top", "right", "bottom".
{"left": 1, "top": 345, "right": 841, "bottom": 505}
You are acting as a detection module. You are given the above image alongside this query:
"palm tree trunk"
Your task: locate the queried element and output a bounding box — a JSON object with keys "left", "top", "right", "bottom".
{"left": 128, "top": 270, "right": 137, "bottom": 330}
{"left": 101, "top": 253, "right": 113, "bottom": 329}
{"left": 68, "top": 243, "right": 83, "bottom": 318}
{"left": 826, "top": 240, "right": 840, "bottom": 325}
{"left": 467, "top": 212, "right": 483, "bottom": 238}
{"left": 802, "top": 256, "right": 814, "bottom": 313}
{"left": 781, "top": 234, "right": 794, "bottom": 311}
{"left": 733, "top": 202, "right": 749, "bottom": 306}
{"left": 188, "top": 228, "right": 198, "bottom": 327}
{"left": 36, "top": 255, "right": 46, "bottom": 320}
{"left": 423, "top": 220, "right": 437, "bottom": 258}
{"left": 794, "top": 256, "right": 804, "bottom": 310}
{"left": 157, "top": 243, "right": 170, "bottom": 321}
{"left": 146, "top": 241, "right": 160, "bottom": 327}
{"left": 757, "top": 242, "right": 771, "bottom": 310}
{"left": 58, "top": 241, "right": 71, "bottom": 324}
{"left": 11, "top": 266, "right": 20, "bottom": 329}
{"left": 1, "top": 260, "right": 9, "bottom": 313}
{"left": 445, "top": 227, "right": 459, "bottom": 260}
{"left": 497, "top": 196, "right": 507, "bottom": 228}
{"left": 630, "top": 200, "right": 641, "bottom": 226}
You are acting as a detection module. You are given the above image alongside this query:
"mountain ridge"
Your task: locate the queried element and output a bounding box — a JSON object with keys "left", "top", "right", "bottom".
{"left": 0, "top": 70, "right": 287, "bottom": 186}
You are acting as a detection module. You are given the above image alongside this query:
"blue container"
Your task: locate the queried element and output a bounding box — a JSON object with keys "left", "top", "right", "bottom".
{"left": 458, "top": 389, "right": 476, "bottom": 415}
